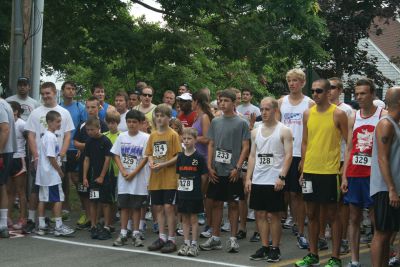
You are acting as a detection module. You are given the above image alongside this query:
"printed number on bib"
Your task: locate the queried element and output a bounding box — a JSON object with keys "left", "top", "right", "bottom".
{"left": 352, "top": 155, "right": 371, "bottom": 166}
{"left": 89, "top": 189, "right": 99, "bottom": 200}
{"left": 122, "top": 155, "right": 137, "bottom": 169}
{"left": 258, "top": 154, "right": 273, "bottom": 166}
{"left": 302, "top": 181, "right": 313, "bottom": 194}
{"left": 77, "top": 183, "right": 88, "bottom": 193}
{"left": 215, "top": 149, "right": 232, "bottom": 164}
{"left": 178, "top": 177, "right": 193, "bottom": 191}
{"left": 153, "top": 142, "right": 167, "bottom": 157}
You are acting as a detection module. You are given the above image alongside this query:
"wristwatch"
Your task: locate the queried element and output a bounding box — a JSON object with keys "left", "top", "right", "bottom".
{"left": 278, "top": 175, "right": 286, "bottom": 181}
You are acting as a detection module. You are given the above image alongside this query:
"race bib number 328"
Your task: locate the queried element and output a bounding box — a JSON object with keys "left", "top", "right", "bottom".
{"left": 257, "top": 153, "right": 274, "bottom": 166}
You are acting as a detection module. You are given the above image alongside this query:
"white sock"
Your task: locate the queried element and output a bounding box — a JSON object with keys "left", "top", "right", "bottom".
{"left": 121, "top": 229, "right": 127, "bottom": 237}
{"left": 168, "top": 236, "right": 176, "bottom": 243}
{"left": 0, "top": 209, "right": 7, "bottom": 228}
{"left": 230, "top": 236, "right": 237, "bottom": 241}
{"left": 133, "top": 230, "right": 140, "bottom": 236}
{"left": 212, "top": 235, "right": 220, "bottom": 241}
{"left": 139, "top": 219, "right": 146, "bottom": 230}
{"left": 127, "top": 219, "right": 132, "bottom": 230}
{"left": 38, "top": 217, "right": 46, "bottom": 228}
{"left": 28, "top": 210, "right": 36, "bottom": 222}
{"left": 55, "top": 217, "right": 62, "bottom": 228}
{"left": 191, "top": 240, "right": 197, "bottom": 246}
{"left": 351, "top": 262, "right": 359, "bottom": 265}
{"left": 159, "top": 233, "right": 167, "bottom": 242}
{"left": 184, "top": 239, "right": 190, "bottom": 246}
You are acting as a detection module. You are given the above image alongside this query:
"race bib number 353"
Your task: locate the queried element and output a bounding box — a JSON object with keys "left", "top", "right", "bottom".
{"left": 215, "top": 149, "right": 232, "bottom": 164}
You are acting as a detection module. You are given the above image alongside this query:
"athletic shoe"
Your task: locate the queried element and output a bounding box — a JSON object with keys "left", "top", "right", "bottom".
{"left": 62, "top": 210, "right": 70, "bottom": 222}
{"left": 221, "top": 220, "right": 231, "bottom": 232}
{"left": 292, "top": 224, "right": 299, "bottom": 236}
{"left": 76, "top": 213, "right": 88, "bottom": 226}
{"left": 325, "top": 225, "right": 332, "bottom": 239}
{"left": 54, "top": 224, "right": 75, "bottom": 237}
{"left": 199, "top": 237, "right": 222, "bottom": 251}
{"left": 318, "top": 237, "right": 329, "bottom": 250}
{"left": 249, "top": 246, "right": 268, "bottom": 261}
{"left": 389, "top": 256, "right": 400, "bottom": 267}
{"left": 36, "top": 226, "right": 50, "bottom": 236}
{"left": 249, "top": 232, "right": 261, "bottom": 242}
{"left": 247, "top": 209, "right": 255, "bottom": 221}
{"left": 235, "top": 230, "right": 247, "bottom": 240}
{"left": 360, "top": 231, "right": 373, "bottom": 244}
{"left": 22, "top": 219, "right": 36, "bottom": 234}
{"left": 152, "top": 223, "right": 159, "bottom": 234}
{"left": 283, "top": 216, "right": 294, "bottom": 229}
{"left": 90, "top": 226, "right": 98, "bottom": 239}
{"left": 139, "top": 229, "right": 146, "bottom": 240}
{"left": 161, "top": 240, "right": 177, "bottom": 253}
{"left": 178, "top": 244, "right": 189, "bottom": 256}
{"left": 347, "top": 262, "right": 362, "bottom": 267}
{"left": 295, "top": 253, "right": 320, "bottom": 267}
{"left": 97, "top": 227, "right": 112, "bottom": 240}
{"left": 200, "top": 226, "right": 212, "bottom": 238}
{"left": 145, "top": 211, "right": 153, "bottom": 221}
{"left": 113, "top": 235, "right": 128, "bottom": 246}
{"left": 325, "top": 257, "right": 342, "bottom": 267}
{"left": 13, "top": 218, "right": 26, "bottom": 230}
{"left": 340, "top": 239, "right": 350, "bottom": 255}
{"left": 132, "top": 233, "right": 144, "bottom": 247}
{"left": 148, "top": 238, "right": 165, "bottom": 251}
{"left": 76, "top": 220, "right": 91, "bottom": 230}
{"left": 297, "top": 234, "right": 309, "bottom": 249}
{"left": 226, "top": 238, "right": 239, "bottom": 253}
{"left": 127, "top": 229, "right": 133, "bottom": 238}
{"left": 198, "top": 213, "right": 206, "bottom": 225}
{"left": 176, "top": 224, "right": 184, "bottom": 236}
{"left": 187, "top": 244, "right": 199, "bottom": 257}
{"left": 0, "top": 227, "right": 9, "bottom": 238}
{"left": 267, "top": 247, "right": 281, "bottom": 262}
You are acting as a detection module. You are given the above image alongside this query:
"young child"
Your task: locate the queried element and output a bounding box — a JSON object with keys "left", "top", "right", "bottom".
{"left": 82, "top": 117, "right": 113, "bottom": 240}
{"left": 146, "top": 104, "right": 182, "bottom": 253}
{"left": 36, "top": 111, "right": 75, "bottom": 236}
{"left": 7, "top": 101, "right": 27, "bottom": 230}
{"left": 176, "top": 128, "right": 208, "bottom": 257}
{"left": 111, "top": 110, "right": 149, "bottom": 247}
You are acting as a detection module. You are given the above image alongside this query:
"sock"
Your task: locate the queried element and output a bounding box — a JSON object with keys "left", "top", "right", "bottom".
{"left": 212, "top": 235, "right": 220, "bottom": 241}
{"left": 55, "top": 217, "right": 62, "bottom": 228}
{"left": 38, "top": 217, "right": 46, "bottom": 228}
{"left": 351, "top": 262, "right": 359, "bottom": 265}
{"left": 28, "top": 210, "right": 36, "bottom": 222}
{"left": 229, "top": 236, "right": 237, "bottom": 241}
{"left": 168, "top": 236, "right": 176, "bottom": 243}
{"left": 191, "top": 240, "right": 197, "bottom": 246}
{"left": 0, "top": 209, "right": 7, "bottom": 228}
{"left": 121, "top": 229, "right": 127, "bottom": 237}
{"left": 184, "top": 239, "right": 190, "bottom": 246}
{"left": 139, "top": 219, "right": 146, "bottom": 230}
{"left": 133, "top": 230, "right": 140, "bottom": 237}
{"left": 159, "top": 233, "right": 167, "bottom": 242}
{"left": 127, "top": 219, "right": 132, "bottom": 230}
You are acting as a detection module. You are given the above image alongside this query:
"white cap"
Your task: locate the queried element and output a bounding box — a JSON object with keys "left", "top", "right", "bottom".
{"left": 176, "top": 93, "right": 192, "bottom": 101}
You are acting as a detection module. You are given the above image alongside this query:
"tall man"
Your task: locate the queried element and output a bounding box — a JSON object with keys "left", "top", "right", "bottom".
{"left": 114, "top": 90, "right": 129, "bottom": 132}
{"left": 369, "top": 87, "right": 400, "bottom": 267}
{"left": 237, "top": 88, "right": 261, "bottom": 123}
{"left": 91, "top": 83, "right": 116, "bottom": 121}
{"left": 341, "top": 78, "right": 386, "bottom": 267}
{"left": 296, "top": 79, "right": 348, "bottom": 267}
{"left": 245, "top": 97, "right": 293, "bottom": 262}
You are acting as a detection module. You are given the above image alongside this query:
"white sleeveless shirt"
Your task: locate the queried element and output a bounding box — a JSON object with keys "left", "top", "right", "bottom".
{"left": 252, "top": 122, "right": 285, "bottom": 185}
{"left": 280, "top": 95, "right": 310, "bottom": 157}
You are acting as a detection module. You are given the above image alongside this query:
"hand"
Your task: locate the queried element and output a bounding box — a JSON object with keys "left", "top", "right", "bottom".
{"left": 121, "top": 170, "right": 129, "bottom": 179}
{"left": 75, "top": 150, "right": 81, "bottom": 159}
{"left": 299, "top": 173, "right": 304, "bottom": 186}
{"left": 95, "top": 176, "right": 104, "bottom": 185}
{"left": 244, "top": 178, "right": 252, "bottom": 194}
{"left": 250, "top": 112, "right": 256, "bottom": 127}
{"left": 229, "top": 168, "right": 239, "bottom": 182}
{"left": 274, "top": 178, "right": 285, "bottom": 191}
{"left": 33, "top": 157, "right": 39, "bottom": 170}
{"left": 389, "top": 189, "right": 400, "bottom": 208}
{"left": 83, "top": 178, "right": 89, "bottom": 187}
{"left": 59, "top": 152, "right": 66, "bottom": 159}
{"left": 126, "top": 170, "right": 137, "bottom": 181}
{"left": 208, "top": 167, "right": 218, "bottom": 183}
{"left": 148, "top": 161, "right": 155, "bottom": 169}
{"left": 151, "top": 162, "right": 163, "bottom": 170}
{"left": 340, "top": 177, "right": 348, "bottom": 193}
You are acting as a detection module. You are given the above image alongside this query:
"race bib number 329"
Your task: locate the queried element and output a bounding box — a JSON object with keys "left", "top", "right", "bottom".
{"left": 352, "top": 155, "right": 371, "bottom": 166}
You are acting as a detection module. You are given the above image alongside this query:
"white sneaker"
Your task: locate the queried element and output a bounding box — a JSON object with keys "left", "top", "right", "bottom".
{"left": 199, "top": 237, "right": 222, "bottom": 251}
{"left": 54, "top": 224, "right": 75, "bottom": 237}
{"left": 200, "top": 227, "right": 212, "bottom": 238}
{"left": 247, "top": 209, "right": 255, "bottom": 220}
{"left": 283, "top": 216, "right": 294, "bottom": 229}
{"left": 145, "top": 211, "right": 153, "bottom": 221}
{"left": 221, "top": 219, "right": 231, "bottom": 232}
{"left": 187, "top": 244, "right": 199, "bottom": 257}
{"left": 132, "top": 234, "right": 144, "bottom": 247}
{"left": 178, "top": 244, "right": 189, "bottom": 256}
{"left": 226, "top": 238, "right": 239, "bottom": 253}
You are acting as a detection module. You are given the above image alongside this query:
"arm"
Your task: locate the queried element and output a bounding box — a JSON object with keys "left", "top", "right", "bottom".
{"left": 275, "top": 127, "right": 293, "bottom": 191}
{"left": 299, "top": 109, "right": 309, "bottom": 177}
{"left": 341, "top": 113, "right": 355, "bottom": 192}
{"left": 152, "top": 155, "right": 178, "bottom": 169}
{"left": 229, "top": 139, "right": 250, "bottom": 182}
{"left": 0, "top": 122, "right": 9, "bottom": 151}
{"left": 375, "top": 120, "right": 399, "bottom": 208}
{"left": 201, "top": 173, "right": 208, "bottom": 194}
{"left": 335, "top": 109, "right": 348, "bottom": 143}
{"left": 114, "top": 154, "right": 128, "bottom": 178}
{"left": 74, "top": 140, "right": 85, "bottom": 151}
{"left": 95, "top": 156, "right": 111, "bottom": 184}
{"left": 207, "top": 140, "right": 218, "bottom": 182}
{"left": 60, "top": 131, "right": 71, "bottom": 158}
{"left": 244, "top": 130, "right": 257, "bottom": 193}
{"left": 197, "top": 114, "right": 210, "bottom": 144}
{"left": 275, "top": 99, "right": 282, "bottom": 121}
{"left": 82, "top": 156, "right": 90, "bottom": 187}
{"left": 48, "top": 156, "right": 64, "bottom": 178}
{"left": 127, "top": 157, "right": 148, "bottom": 181}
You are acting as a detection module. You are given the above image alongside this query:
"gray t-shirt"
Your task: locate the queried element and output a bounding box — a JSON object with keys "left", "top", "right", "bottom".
{"left": 0, "top": 99, "right": 17, "bottom": 154}
{"left": 236, "top": 103, "right": 261, "bottom": 123}
{"left": 6, "top": 95, "right": 40, "bottom": 121}
{"left": 208, "top": 115, "right": 250, "bottom": 176}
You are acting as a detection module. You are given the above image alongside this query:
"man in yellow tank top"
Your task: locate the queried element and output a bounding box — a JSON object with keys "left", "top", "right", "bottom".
{"left": 295, "top": 79, "right": 348, "bottom": 267}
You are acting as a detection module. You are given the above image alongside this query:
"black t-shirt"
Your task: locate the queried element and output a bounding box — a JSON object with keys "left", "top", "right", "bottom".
{"left": 84, "top": 135, "right": 113, "bottom": 184}
{"left": 176, "top": 151, "right": 207, "bottom": 200}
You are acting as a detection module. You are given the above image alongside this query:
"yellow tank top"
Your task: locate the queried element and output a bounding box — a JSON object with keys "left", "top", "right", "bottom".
{"left": 303, "top": 104, "right": 341, "bottom": 174}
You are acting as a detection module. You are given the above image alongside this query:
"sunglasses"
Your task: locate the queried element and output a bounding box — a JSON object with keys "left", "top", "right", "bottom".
{"left": 142, "top": 93, "right": 153, "bottom": 98}
{"left": 330, "top": 85, "right": 338, "bottom": 89}
{"left": 311, "top": 88, "right": 324, "bottom": 94}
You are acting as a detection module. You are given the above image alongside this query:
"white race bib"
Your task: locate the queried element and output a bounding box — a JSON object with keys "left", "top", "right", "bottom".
{"left": 89, "top": 189, "right": 99, "bottom": 200}
{"left": 352, "top": 154, "right": 371, "bottom": 166}
{"left": 122, "top": 155, "right": 137, "bottom": 169}
{"left": 153, "top": 141, "right": 167, "bottom": 157}
{"left": 77, "top": 182, "right": 88, "bottom": 193}
{"left": 258, "top": 153, "right": 274, "bottom": 166}
{"left": 302, "top": 180, "right": 313, "bottom": 194}
{"left": 215, "top": 149, "right": 232, "bottom": 164}
{"left": 178, "top": 178, "right": 193, "bottom": 191}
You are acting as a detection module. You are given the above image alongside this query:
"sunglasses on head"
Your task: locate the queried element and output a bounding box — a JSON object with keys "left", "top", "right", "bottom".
{"left": 142, "top": 93, "right": 153, "bottom": 97}
{"left": 311, "top": 88, "right": 324, "bottom": 94}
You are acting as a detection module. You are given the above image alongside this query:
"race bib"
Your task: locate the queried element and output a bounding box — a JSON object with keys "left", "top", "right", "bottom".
{"left": 77, "top": 182, "right": 88, "bottom": 193}
{"left": 89, "top": 189, "right": 99, "bottom": 200}
{"left": 258, "top": 154, "right": 273, "bottom": 166}
{"left": 215, "top": 149, "right": 232, "bottom": 164}
{"left": 352, "top": 154, "right": 371, "bottom": 166}
{"left": 242, "top": 160, "right": 248, "bottom": 171}
{"left": 302, "top": 180, "right": 313, "bottom": 194}
{"left": 122, "top": 155, "right": 137, "bottom": 169}
{"left": 153, "top": 141, "right": 167, "bottom": 157}
{"left": 178, "top": 177, "right": 193, "bottom": 191}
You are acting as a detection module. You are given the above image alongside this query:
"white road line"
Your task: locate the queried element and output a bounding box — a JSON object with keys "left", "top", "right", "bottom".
{"left": 32, "top": 236, "right": 252, "bottom": 267}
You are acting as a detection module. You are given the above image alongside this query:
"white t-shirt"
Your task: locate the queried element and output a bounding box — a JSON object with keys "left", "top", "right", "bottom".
{"left": 236, "top": 103, "right": 261, "bottom": 123}
{"left": 6, "top": 95, "right": 40, "bottom": 121}
{"left": 25, "top": 105, "right": 75, "bottom": 159}
{"left": 36, "top": 131, "right": 61, "bottom": 186}
{"left": 118, "top": 110, "right": 128, "bottom": 132}
{"left": 110, "top": 131, "right": 149, "bottom": 195}
{"left": 14, "top": 118, "right": 26, "bottom": 158}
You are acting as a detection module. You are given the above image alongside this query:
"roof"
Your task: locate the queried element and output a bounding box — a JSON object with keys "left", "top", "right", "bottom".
{"left": 368, "top": 17, "right": 400, "bottom": 63}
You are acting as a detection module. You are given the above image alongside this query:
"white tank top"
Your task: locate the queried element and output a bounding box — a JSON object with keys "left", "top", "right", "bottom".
{"left": 280, "top": 95, "right": 310, "bottom": 157}
{"left": 252, "top": 122, "right": 285, "bottom": 185}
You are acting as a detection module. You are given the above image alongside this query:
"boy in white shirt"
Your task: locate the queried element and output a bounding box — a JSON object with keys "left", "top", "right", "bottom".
{"left": 36, "top": 111, "right": 74, "bottom": 236}
{"left": 111, "top": 110, "right": 149, "bottom": 247}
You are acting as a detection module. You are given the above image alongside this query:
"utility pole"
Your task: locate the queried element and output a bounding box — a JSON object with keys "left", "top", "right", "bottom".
{"left": 31, "top": 0, "right": 44, "bottom": 101}
{"left": 9, "top": 0, "right": 24, "bottom": 96}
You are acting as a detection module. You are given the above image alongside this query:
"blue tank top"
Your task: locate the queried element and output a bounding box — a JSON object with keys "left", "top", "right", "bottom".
{"left": 98, "top": 102, "right": 109, "bottom": 121}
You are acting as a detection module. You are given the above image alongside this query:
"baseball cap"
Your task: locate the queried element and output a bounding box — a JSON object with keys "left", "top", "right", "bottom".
{"left": 17, "top": 77, "right": 30, "bottom": 85}
{"left": 176, "top": 92, "right": 192, "bottom": 101}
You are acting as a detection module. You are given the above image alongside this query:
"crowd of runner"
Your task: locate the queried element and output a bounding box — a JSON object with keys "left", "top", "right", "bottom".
{"left": 0, "top": 69, "right": 399, "bottom": 267}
